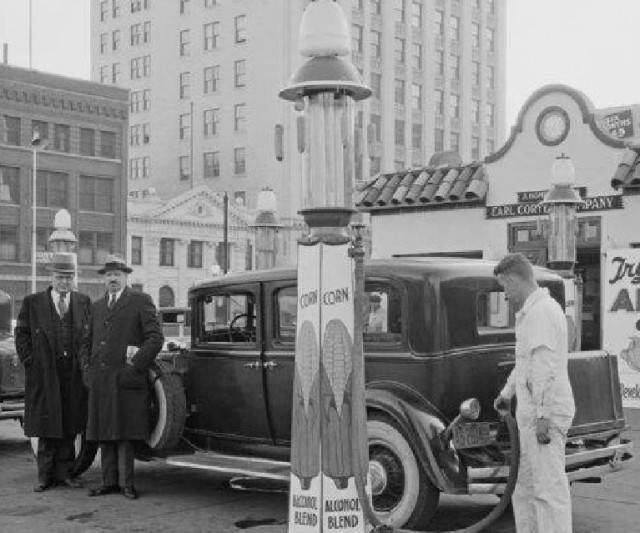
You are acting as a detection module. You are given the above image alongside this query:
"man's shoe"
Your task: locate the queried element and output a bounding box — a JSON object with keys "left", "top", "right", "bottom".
{"left": 33, "top": 481, "right": 54, "bottom": 492}
{"left": 60, "top": 477, "right": 83, "bottom": 488}
{"left": 122, "top": 486, "right": 138, "bottom": 500}
{"left": 88, "top": 485, "right": 120, "bottom": 497}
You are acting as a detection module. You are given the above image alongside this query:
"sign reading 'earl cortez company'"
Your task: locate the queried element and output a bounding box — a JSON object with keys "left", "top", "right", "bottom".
{"left": 486, "top": 195, "right": 623, "bottom": 219}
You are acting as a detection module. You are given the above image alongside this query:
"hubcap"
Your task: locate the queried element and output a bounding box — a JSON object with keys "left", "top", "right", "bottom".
{"left": 369, "top": 443, "right": 406, "bottom": 512}
{"left": 369, "top": 460, "right": 388, "bottom": 496}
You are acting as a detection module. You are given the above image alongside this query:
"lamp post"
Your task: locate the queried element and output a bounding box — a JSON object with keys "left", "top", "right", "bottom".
{"left": 30, "top": 129, "right": 47, "bottom": 294}
{"left": 250, "top": 188, "right": 282, "bottom": 270}
{"left": 280, "top": 1, "right": 372, "bottom": 531}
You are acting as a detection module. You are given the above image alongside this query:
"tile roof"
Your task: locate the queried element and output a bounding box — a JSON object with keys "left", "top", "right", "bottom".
{"left": 611, "top": 146, "right": 640, "bottom": 190}
{"left": 356, "top": 163, "right": 488, "bottom": 211}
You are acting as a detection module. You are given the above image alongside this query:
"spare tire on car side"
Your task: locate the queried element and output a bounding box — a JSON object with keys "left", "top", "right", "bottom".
{"left": 147, "top": 361, "right": 187, "bottom": 451}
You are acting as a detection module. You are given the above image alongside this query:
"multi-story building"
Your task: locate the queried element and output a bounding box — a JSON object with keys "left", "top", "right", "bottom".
{"left": 0, "top": 63, "right": 128, "bottom": 315}
{"left": 90, "top": 0, "right": 505, "bottom": 219}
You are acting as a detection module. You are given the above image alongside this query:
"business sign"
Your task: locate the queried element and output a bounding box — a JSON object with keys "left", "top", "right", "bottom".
{"left": 599, "top": 109, "right": 634, "bottom": 139}
{"left": 289, "top": 241, "right": 368, "bottom": 532}
{"left": 35, "top": 251, "right": 54, "bottom": 264}
{"left": 486, "top": 195, "right": 623, "bottom": 219}
{"left": 517, "top": 187, "right": 587, "bottom": 203}
{"left": 603, "top": 249, "right": 640, "bottom": 408}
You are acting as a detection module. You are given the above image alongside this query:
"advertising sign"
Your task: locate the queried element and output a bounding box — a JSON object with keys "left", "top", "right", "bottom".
{"left": 603, "top": 249, "right": 640, "bottom": 409}
{"left": 289, "top": 242, "right": 367, "bottom": 532}
{"left": 598, "top": 109, "right": 634, "bottom": 139}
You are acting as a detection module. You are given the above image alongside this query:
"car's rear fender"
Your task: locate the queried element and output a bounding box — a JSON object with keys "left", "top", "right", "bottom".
{"left": 366, "top": 382, "right": 467, "bottom": 493}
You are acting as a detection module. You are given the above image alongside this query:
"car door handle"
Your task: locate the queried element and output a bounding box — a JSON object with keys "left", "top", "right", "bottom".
{"left": 263, "top": 361, "right": 279, "bottom": 370}
{"left": 243, "top": 361, "right": 260, "bottom": 369}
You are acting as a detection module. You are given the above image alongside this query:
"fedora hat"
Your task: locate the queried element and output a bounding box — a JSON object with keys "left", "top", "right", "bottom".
{"left": 98, "top": 254, "right": 133, "bottom": 274}
{"left": 46, "top": 252, "right": 76, "bottom": 274}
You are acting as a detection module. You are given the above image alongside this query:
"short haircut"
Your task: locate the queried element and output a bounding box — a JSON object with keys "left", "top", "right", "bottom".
{"left": 493, "top": 253, "right": 535, "bottom": 281}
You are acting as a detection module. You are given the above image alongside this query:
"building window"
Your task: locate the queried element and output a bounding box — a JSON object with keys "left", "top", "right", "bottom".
{"left": 160, "top": 238, "right": 175, "bottom": 266}
{"left": 100, "top": 65, "right": 109, "bottom": 83}
{"left": 486, "top": 102, "right": 495, "bottom": 127}
{"left": 235, "top": 14, "right": 247, "bottom": 43}
{"left": 179, "top": 29, "right": 190, "bottom": 56}
{"left": 79, "top": 231, "right": 112, "bottom": 265}
{"left": 100, "top": 131, "right": 116, "bottom": 158}
{"left": 53, "top": 124, "right": 70, "bottom": 152}
{"left": 131, "top": 57, "right": 141, "bottom": 79}
{"left": 487, "top": 65, "right": 495, "bottom": 89}
{"left": 234, "top": 60, "right": 246, "bottom": 87}
{"left": 112, "top": 29, "right": 120, "bottom": 51}
{"left": 143, "top": 21, "right": 151, "bottom": 42}
{"left": 80, "top": 128, "right": 96, "bottom": 156}
{"left": 411, "top": 83, "right": 422, "bottom": 110}
{"left": 0, "top": 225, "right": 18, "bottom": 261}
{"left": 449, "top": 15, "right": 460, "bottom": 41}
{"left": 435, "top": 89, "right": 444, "bottom": 115}
{"left": 36, "top": 170, "right": 68, "bottom": 208}
{"left": 411, "top": 42, "right": 422, "bottom": 70}
{"left": 179, "top": 155, "right": 191, "bottom": 181}
{"left": 486, "top": 27, "right": 495, "bottom": 52}
{"left": 130, "top": 91, "right": 140, "bottom": 112}
{"left": 393, "top": 0, "right": 405, "bottom": 23}
{"left": 131, "top": 0, "right": 141, "bottom": 13}
{"left": 142, "top": 123, "right": 150, "bottom": 144}
{"left": 369, "top": 114, "right": 381, "bottom": 142}
{"left": 36, "top": 227, "right": 52, "bottom": 252}
{"left": 131, "top": 236, "right": 143, "bottom": 265}
{"left": 411, "top": 1, "right": 422, "bottom": 28}
{"left": 179, "top": 113, "right": 191, "bottom": 140}
{"left": 143, "top": 89, "right": 150, "bottom": 110}
{"left": 234, "top": 191, "right": 246, "bottom": 206}
{"left": 204, "top": 21, "right": 220, "bottom": 50}
{"left": 158, "top": 286, "right": 175, "bottom": 307}
{"left": 234, "top": 103, "right": 246, "bottom": 132}
{"left": 3, "top": 116, "right": 20, "bottom": 145}
{"left": 472, "top": 61, "right": 480, "bottom": 85}
{"left": 129, "top": 156, "right": 150, "bottom": 179}
{"left": 203, "top": 151, "right": 220, "bottom": 178}
{"left": 370, "top": 30, "right": 381, "bottom": 58}
{"left": 394, "top": 37, "right": 405, "bottom": 64}
{"left": 411, "top": 123, "right": 422, "bottom": 149}
{"left": 369, "top": 156, "right": 381, "bottom": 175}
{"left": 370, "top": 72, "right": 381, "bottom": 99}
{"left": 394, "top": 79, "right": 405, "bottom": 105}
{"left": 472, "top": 22, "right": 480, "bottom": 49}
{"left": 434, "top": 9, "right": 444, "bottom": 36}
{"left": 79, "top": 175, "right": 114, "bottom": 212}
{"left": 488, "top": 0, "right": 496, "bottom": 14}
{"left": 204, "top": 65, "right": 220, "bottom": 93}
{"left": 450, "top": 54, "right": 460, "bottom": 80}
{"left": 450, "top": 132, "right": 459, "bottom": 152}
{"left": 100, "top": 33, "right": 108, "bottom": 53}
{"left": 434, "top": 128, "right": 444, "bottom": 152}
{"left": 100, "top": 1, "right": 108, "bottom": 21}
{"left": 394, "top": 119, "right": 405, "bottom": 146}
{"left": 234, "top": 147, "right": 246, "bottom": 174}
{"left": 179, "top": 71, "right": 190, "bottom": 99}
{"left": 204, "top": 0, "right": 217, "bottom": 7}
{"left": 143, "top": 55, "right": 150, "bottom": 76}
{"left": 371, "top": 0, "right": 381, "bottom": 15}
{"left": 188, "top": 241, "right": 203, "bottom": 268}
{"left": 0, "top": 166, "right": 20, "bottom": 204}
{"left": 32, "top": 120, "right": 48, "bottom": 143}
{"left": 436, "top": 49, "right": 444, "bottom": 75}
{"left": 111, "top": 62, "right": 120, "bottom": 84}
{"left": 112, "top": 0, "right": 120, "bottom": 18}
{"left": 471, "top": 136, "right": 480, "bottom": 159}
{"left": 203, "top": 108, "right": 219, "bottom": 136}
{"left": 450, "top": 93, "right": 460, "bottom": 118}
{"left": 352, "top": 24, "right": 363, "bottom": 54}
{"left": 179, "top": 0, "right": 189, "bottom": 14}
{"left": 472, "top": 99, "right": 480, "bottom": 123}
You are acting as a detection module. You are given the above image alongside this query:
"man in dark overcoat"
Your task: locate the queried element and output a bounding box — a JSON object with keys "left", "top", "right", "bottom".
{"left": 80, "top": 254, "right": 163, "bottom": 500}
{"left": 14, "top": 253, "right": 91, "bottom": 491}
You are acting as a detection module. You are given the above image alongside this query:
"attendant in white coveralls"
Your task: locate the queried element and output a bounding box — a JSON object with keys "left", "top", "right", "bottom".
{"left": 493, "top": 253, "right": 575, "bottom": 533}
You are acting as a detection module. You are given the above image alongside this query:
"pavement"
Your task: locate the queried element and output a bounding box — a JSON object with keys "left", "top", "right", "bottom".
{"left": 0, "top": 409, "right": 637, "bottom": 533}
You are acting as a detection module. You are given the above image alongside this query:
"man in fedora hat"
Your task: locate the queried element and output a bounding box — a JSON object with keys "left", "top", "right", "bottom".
{"left": 80, "top": 254, "right": 163, "bottom": 500}
{"left": 14, "top": 252, "right": 91, "bottom": 491}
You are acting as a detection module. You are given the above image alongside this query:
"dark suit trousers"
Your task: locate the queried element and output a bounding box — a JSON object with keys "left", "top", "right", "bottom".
{"left": 100, "top": 441, "right": 135, "bottom": 488}
{"left": 37, "top": 437, "right": 75, "bottom": 484}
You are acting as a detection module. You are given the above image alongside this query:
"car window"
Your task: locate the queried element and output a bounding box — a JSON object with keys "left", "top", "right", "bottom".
{"left": 197, "top": 292, "right": 256, "bottom": 344}
{"left": 273, "top": 283, "right": 402, "bottom": 345}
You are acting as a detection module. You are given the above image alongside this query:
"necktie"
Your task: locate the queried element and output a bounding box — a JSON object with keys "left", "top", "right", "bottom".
{"left": 109, "top": 293, "right": 117, "bottom": 310}
{"left": 58, "top": 292, "right": 68, "bottom": 316}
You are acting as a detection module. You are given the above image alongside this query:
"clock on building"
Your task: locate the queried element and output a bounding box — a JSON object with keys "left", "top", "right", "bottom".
{"left": 535, "top": 106, "right": 570, "bottom": 146}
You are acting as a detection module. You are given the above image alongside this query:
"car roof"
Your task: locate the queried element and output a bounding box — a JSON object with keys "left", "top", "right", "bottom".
{"left": 189, "top": 257, "right": 562, "bottom": 294}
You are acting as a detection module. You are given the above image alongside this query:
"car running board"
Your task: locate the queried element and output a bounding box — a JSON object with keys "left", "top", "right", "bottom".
{"left": 165, "top": 451, "right": 290, "bottom": 481}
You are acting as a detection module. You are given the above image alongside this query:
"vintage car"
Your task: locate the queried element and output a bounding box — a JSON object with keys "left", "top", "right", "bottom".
{"left": 0, "top": 290, "right": 24, "bottom": 426}
{"left": 147, "top": 257, "right": 632, "bottom": 529}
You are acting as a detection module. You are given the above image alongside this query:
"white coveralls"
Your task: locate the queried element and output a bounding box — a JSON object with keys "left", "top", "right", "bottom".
{"left": 500, "top": 288, "right": 576, "bottom": 533}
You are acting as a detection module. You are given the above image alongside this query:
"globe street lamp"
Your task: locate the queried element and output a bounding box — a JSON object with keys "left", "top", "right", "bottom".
{"left": 250, "top": 188, "right": 282, "bottom": 270}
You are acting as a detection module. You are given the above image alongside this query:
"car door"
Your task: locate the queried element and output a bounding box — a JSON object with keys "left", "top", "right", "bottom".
{"left": 186, "top": 282, "right": 271, "bottom": 442}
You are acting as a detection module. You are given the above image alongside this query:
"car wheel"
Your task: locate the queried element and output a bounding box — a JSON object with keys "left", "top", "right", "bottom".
{"left": 147, "top": 362, "right": 186, "bottom": 450}
{"left": 30, "top": 432, "right": 98, "bottom": 477}
{"left": 368, "top": 416, "right": 440, "bottom": 529}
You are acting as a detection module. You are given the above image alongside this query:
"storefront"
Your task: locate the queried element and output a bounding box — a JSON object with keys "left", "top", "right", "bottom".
{"left": 357, "top": 84, "right": 640, "bottom": 355}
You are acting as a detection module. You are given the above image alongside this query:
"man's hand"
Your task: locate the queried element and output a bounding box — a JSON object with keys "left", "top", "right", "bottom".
{"left": 493, "top": 394, "right": 510, "bottom": 414}
{"left": 536, "top": 417, "right": 551, "bottom": 444}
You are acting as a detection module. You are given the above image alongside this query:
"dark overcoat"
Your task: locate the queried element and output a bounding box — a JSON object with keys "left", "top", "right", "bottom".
{"left": 14, "top": 289, "right": 91, "bottom": 438}
{"left": 80, "top": 288, "right": 163, "bottom": 441}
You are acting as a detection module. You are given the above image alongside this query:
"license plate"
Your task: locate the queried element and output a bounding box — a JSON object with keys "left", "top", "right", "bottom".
{"left": 452, "top": 422, "right": 495, "bottom": 449}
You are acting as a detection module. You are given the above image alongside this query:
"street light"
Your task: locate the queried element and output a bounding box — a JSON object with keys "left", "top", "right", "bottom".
{"left": 250, "top": 188, "right": 282, "bottom": 270}
{"left": 30, "top": 128, "right": 47, "bottom": 294}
